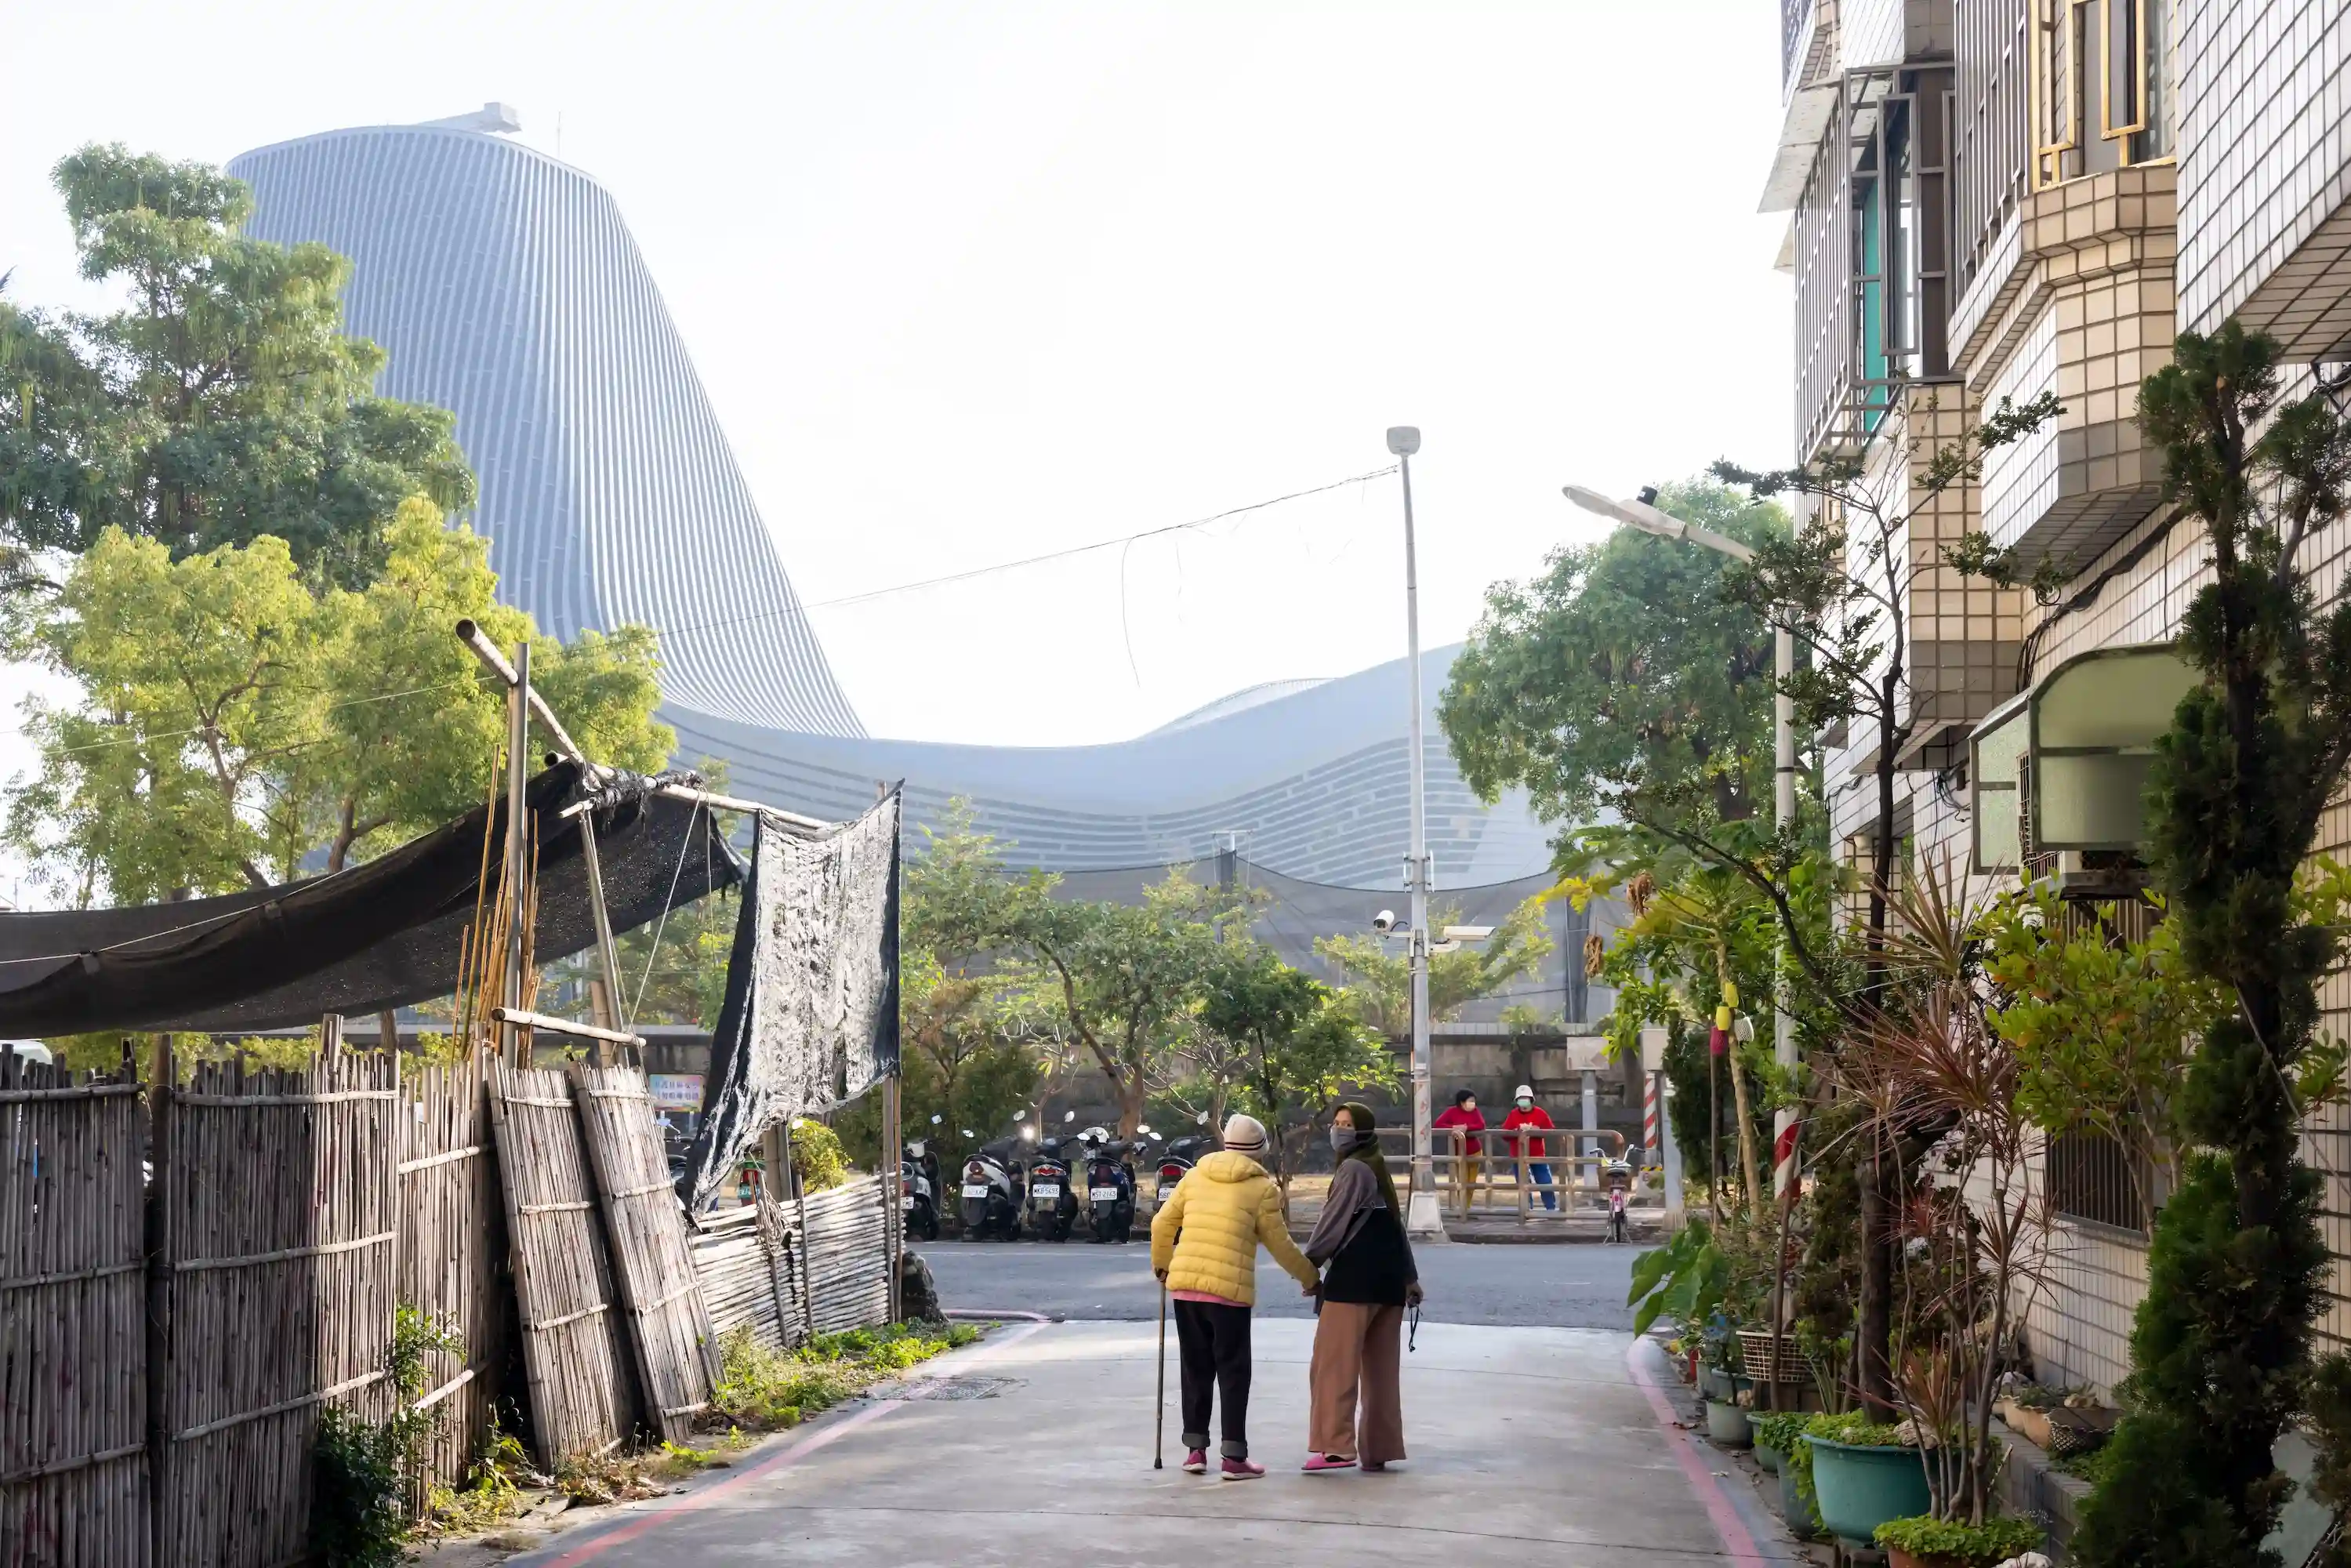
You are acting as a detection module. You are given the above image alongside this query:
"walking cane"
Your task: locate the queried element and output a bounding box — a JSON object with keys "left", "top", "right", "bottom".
{"left": 1153, "top": 1280, "right": 1168, "bottom": 1468}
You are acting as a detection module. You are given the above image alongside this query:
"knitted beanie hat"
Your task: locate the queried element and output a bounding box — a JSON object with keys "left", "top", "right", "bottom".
{"left": 1221, "top": 1113, "right": 1269, "bottom": 1155}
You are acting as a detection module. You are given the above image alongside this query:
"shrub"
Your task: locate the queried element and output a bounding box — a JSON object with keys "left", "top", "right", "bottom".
{"left": 1786, "top": 1410, "right": 1912, "bottom": 1508}
{"left": 1752, "top": 1411, "right": 1809, "bottom": 1457}
{"left": 310, "top": 1306, "right": 463, "bottom": 1565}
{"left": 789, "top": 1120, "right": 850, "bottom": 1191}
{"left": 709, "top": 1319, "right": 978, "bottom": 1432}
{"left": 1874, "top": 1513, "right": 2042, "bottom": 1566}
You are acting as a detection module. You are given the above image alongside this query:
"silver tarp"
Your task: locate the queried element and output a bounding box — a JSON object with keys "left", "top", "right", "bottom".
{"left": 679, "top": 791, "right": 901, "bottom": 1209}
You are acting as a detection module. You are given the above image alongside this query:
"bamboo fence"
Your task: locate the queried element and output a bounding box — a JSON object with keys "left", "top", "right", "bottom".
{"left": 569, "top": 1065, "right": 717, "bottom": 1444}
{"left": 485, "top": 1062, "right": 638, "bottom": 1467}
{"left": 396, "top": 1055, "right": 507, "bottom": 1492}
{"left": 796, "top": 1178, "right": 894, "bottom": 1335}
{"left": 157, "top": 1051, "right": 401, "bottom": 1568}
{"left": 0, "top": 1044, "right": 147, "bottom": 1568}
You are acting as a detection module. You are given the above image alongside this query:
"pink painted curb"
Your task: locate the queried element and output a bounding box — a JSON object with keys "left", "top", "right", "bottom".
{"left": 1624, "top": 1339, "right": 1774, "bottom": 1566}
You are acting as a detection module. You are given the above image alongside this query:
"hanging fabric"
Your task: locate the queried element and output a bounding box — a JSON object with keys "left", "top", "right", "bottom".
{"left": 679, "top": 788, "right": 900, "bottom": 1209}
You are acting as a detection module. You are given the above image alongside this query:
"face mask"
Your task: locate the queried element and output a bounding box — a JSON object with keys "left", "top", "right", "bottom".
{"left": 1330, "top": 1124, "right": 1357, "bottom": 1152}
{"left": 1516, "top": 1098, "right": 1533, "bottom": 1110}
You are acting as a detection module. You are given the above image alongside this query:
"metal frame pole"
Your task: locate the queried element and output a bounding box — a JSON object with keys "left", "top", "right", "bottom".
{"left": 502, "top": 643, "right": 530, "bottom": 1063}
{"left": 576, "top": 810, "right": 626, "bottom": 1040}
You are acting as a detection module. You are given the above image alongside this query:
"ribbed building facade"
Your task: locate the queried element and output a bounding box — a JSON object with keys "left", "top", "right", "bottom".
{"left": 229, "top": 126, "right": 865, "bottom": 736}
{"left": 228, "top": 121, "right": 1558, "bottom": 890}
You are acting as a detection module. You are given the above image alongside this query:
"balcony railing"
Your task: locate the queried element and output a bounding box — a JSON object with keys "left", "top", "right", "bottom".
{"left": 1783, "top": 0, "right": 1817, "bottom": 94}
{"left": 1793, "top": 64, "right": 1957, "bottom": 461}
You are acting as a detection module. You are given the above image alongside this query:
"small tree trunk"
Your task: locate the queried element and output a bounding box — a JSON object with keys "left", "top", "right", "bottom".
{"left": 1118, "top": 1078, "right": 1145, "bottom": 1142}
{"left": 1729, "top": 1047, "right": 1764, "bottom": 1219}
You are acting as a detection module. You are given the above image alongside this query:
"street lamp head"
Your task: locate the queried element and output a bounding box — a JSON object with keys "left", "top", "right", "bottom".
{"left": 1385, "top": 426, "right": 1421, "bottom": 457}
{"left": 1561, "top": 484, "right": 1686, "bottom": 543}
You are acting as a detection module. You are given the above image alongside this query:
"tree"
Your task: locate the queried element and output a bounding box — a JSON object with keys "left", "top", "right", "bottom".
{"left": 2062, "top": 324, "right": 2351, "bottom": 1568}
{"left": 1202, "top": 942, "right": 1395, "bottom": 1198}
{"left": 4, "top": 503, "right": 673, "bottom": 906}
{"left": 1315, "top": 895, "right": 1553, "bottom": 1036}
{"left": 0, "top": 145, "right": 473, "bottom": 589}
{"left": 1018, "top": 872, "right": 1238, "bottom": 1138}
{"left": 833, "top": 946, "right": 1040, "bottom": 1176}
{"left": 1442, "top": 478, "right": 1786, "bottom": 866}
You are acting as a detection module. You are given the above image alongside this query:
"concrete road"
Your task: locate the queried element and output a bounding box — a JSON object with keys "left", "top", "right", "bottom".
{"left": 916, "top": 1237, "right": 1642, "bottom": 1329}
{"left": 505, "top": 1319, "right": 1799, "bottom": 1568}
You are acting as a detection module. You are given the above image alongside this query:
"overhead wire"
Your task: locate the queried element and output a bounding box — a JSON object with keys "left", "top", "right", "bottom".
{"left": 653, "top": 465, "right": 1399, "bottom": 648}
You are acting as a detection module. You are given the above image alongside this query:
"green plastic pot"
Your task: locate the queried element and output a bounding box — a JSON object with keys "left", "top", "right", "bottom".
{"left": 1706, "top": 1399, "right": 1753, "bottom": 1448}
{"left": 1755, "top": 1441, "right": 1782, "bottom": 1473}
{"left": 1780, "top": 1465, "right": 1820, "bottom": 1540}
{"left": 1803, "top": 1435, "right": 1930, "bottom": 1547}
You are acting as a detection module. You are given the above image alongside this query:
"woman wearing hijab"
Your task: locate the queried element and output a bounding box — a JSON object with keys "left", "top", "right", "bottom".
{"left": 1300, "top": 1102, "right": 1421, "bottom": 1472}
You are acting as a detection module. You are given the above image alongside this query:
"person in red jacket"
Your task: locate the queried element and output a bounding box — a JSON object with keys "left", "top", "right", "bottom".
{"left": 1499, "top": 1085, "right": 1559, "bottom": 1212}
{"left": 1432, "top": 1089, "right": 1488, "bottom": 1212}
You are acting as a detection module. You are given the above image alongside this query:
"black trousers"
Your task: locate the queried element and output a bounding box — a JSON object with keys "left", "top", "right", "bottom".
{"left": 1172, "top": 1298, "right": 1252, "bottom": 1457}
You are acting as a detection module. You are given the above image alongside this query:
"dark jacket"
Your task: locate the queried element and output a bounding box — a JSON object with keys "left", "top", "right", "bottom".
{"left": 1304, "top": 1160, "right": 1417, "bottom": 1306}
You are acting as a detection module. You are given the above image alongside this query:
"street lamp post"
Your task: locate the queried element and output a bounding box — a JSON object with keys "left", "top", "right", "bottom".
{"left": 1562, "top": 486, "right": 1800, "bottom": 1203}
{"left": 1391, "top": 426, "right": 1446, "bottom": 1240}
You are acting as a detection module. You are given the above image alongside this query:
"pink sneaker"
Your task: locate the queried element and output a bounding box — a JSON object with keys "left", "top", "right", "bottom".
{"left": 1301, "top": 1454, "right": 1358, "bottom": 1473}
{"left": 1220, "top": 1457, "right": 1265, "bottom": 1481}
{"left": 1181, "top": 1449, "right": 1207, "bottom": 1474}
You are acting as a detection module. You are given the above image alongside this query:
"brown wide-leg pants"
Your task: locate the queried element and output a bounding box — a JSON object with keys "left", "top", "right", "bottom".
{"left": 1308, "top": 1301, "right": 1406, "bottom": 1464}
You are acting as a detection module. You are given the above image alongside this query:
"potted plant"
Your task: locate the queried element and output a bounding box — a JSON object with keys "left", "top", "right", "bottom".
{"left": 1705, "top": 1388, "right": 1752, "bottom": 1448}
{"left": 1800, "top": 1412, "right": 1928, "bottom": 1548}
{"left": 1874, "top": 1514, "right": 2043, "bottom": 1568}
{"left": 1752, "top": 1410, "right": 1805, "bottom": 1475}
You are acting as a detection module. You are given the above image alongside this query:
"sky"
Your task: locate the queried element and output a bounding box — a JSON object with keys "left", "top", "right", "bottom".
{"left": 1, "top": 0, "right": 1793, "bottom": 749}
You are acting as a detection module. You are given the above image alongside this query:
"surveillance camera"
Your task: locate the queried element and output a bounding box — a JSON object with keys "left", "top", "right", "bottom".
{"left": 1373, "top": 909, "right": 1397, "bottom": 934}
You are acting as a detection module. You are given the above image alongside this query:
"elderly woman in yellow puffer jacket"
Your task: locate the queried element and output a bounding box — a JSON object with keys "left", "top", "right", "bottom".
{"left": 1149, "top": 1113, "right": 1320, "bottom": 1480}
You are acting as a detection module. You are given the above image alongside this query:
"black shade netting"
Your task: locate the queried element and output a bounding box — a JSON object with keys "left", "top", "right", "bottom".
{"left": 0, "top": 763, "right": 741, "bottom": 1036}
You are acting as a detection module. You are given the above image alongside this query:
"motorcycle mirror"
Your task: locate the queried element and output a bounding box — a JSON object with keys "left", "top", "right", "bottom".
{"left": 1063, "top": 1110, "right": 1076, "bottom": 1122}
{"left": 961, "top": 1129, "right": 974, "bottom": 1138}
{"left": 1196, "top": 1111, "right": 1210, "bottom": 1125}
{"left": 1137, "top": 1123, "right": 1152, "bottom": 1135}
{"left": 1149, "top": 1131, "right": 1163, "bottom": 1142}
{"left": 931, "top": 1114, "right": 942, "bottom": 1125}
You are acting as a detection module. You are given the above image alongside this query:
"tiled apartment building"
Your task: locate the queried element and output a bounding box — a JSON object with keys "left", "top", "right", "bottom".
{"left": 1762, "top": 0, "right": 2351, "bottom": 1395}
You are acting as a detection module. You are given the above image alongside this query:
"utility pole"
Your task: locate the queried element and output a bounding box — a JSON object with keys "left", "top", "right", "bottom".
{"left": 1389, "top": 426, "right": 1445, "bottom": 1241}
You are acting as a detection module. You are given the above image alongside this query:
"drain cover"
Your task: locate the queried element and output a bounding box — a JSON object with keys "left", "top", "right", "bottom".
{"left": 887, "top": 1375, "right": 1021, "bottom": 1402}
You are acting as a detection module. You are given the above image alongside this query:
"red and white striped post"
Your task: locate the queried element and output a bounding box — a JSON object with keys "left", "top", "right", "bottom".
{"left": 1642, "top": 1071, "right": 1662, "bottom": 1171}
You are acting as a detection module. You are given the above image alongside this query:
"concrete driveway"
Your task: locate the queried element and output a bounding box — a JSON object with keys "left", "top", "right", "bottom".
{"left": 503, "top": 1318, "right": 1798, "bottom": 1568}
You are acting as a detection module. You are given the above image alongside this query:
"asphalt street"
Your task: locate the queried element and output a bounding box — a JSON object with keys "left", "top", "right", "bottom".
{"left": 914, "top": 1236, "right": 1642, "bottom": 1329}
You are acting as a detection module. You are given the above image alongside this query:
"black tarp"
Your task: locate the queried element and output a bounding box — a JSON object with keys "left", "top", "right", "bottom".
{"left": 679, "top": 791, "right": 900, "bottom": 1208}
{"left": 0, "top": 763, "right": 741, "bottom": 1036}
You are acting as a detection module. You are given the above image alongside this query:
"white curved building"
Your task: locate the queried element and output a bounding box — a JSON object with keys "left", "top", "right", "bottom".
{"left": 228, "top": 117, "right": 1556, "bottom": 887}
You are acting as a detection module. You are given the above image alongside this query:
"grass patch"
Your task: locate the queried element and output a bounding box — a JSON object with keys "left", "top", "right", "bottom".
{"left": 710, "top": 1319, "right": 981, "bottom": 1432}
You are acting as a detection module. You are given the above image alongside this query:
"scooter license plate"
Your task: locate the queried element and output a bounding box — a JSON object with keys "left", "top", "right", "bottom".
{"left": 1090, "top": 1186, "right": 1119, "bottom": 1202}
{"left": 1032, "top": 1183, "right": 1060, "bottom": 1201}
{"left": 901, "top": 1196, "right": 914, "bottom": 1210}
{"left": 961, "top": 1183, "right": 990, "bottom": 1198}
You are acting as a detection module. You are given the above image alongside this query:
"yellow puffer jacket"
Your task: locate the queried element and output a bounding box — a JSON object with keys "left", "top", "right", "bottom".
{"left": 1149, "top": 1150, "right": 1318, "bottom": 1305}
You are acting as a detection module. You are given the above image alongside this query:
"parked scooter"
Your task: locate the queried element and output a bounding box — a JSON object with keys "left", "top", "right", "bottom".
{"left": 1080, "top": 1127, "right": 1137, "bottom": 1243}
{"left": 1152, "top": 1132, "right": 1214, "bottom": 1212}
{"left": 1025, "top": 1132, "right": 1082, "bottom": 1242}
{"left": 902, "top": 1138, "right": 941, "bottom": 1241}
{"left": 959, "top": 1137, "right": 1025, "bottom": 1241}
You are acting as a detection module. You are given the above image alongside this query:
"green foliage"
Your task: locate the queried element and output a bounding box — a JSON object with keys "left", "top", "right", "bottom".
{"left": 786, "top": 1119, "right": 849, "bottom": 1191}
{"left": 710, "top": 1319, "right": 976, "bottom": 1432}
{"left": 2073, "top": 323, "right": 2351, "bottom": 1568}
{"left": 1751, "top": 1410, "right": 1809, "bottom": 1457}
{"left": 1979, "top": 888, "right": 2223, "bottom": 1224}
{"left": 1201, "top": 941, "right": 1395, "bottom": 1188}
{"left": 307, "top": 1305, "right": 463, "bottom": 1566}
{"left": 0, "top": 146, "right": 474, "bottom": 588}
{"left": 1441, "top": 478, "right": 1787, "bottom": 837}
{"left": 5, "top": 500, "right": 673, "bottom": 905}
{"left": 1627, "top": 1216, "right": 1729, "bottom": 1338}
{"left": 1873, "top": 1513, "right": 2042, "bottom": 1566}
{"left": 1315, "top": 894, "right": 1552, "bottom": 1035}
{"left": 834, "top": 946, "right": 1042, "bottom": 1173}
{"left": 1783, "top": 1410, "right": 1914, "bottom": 1509}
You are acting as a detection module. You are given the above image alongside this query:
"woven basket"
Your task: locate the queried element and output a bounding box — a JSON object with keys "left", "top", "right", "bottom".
{"left": 1737, "top": 1329, "right": 1804, "bottom": 1388}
